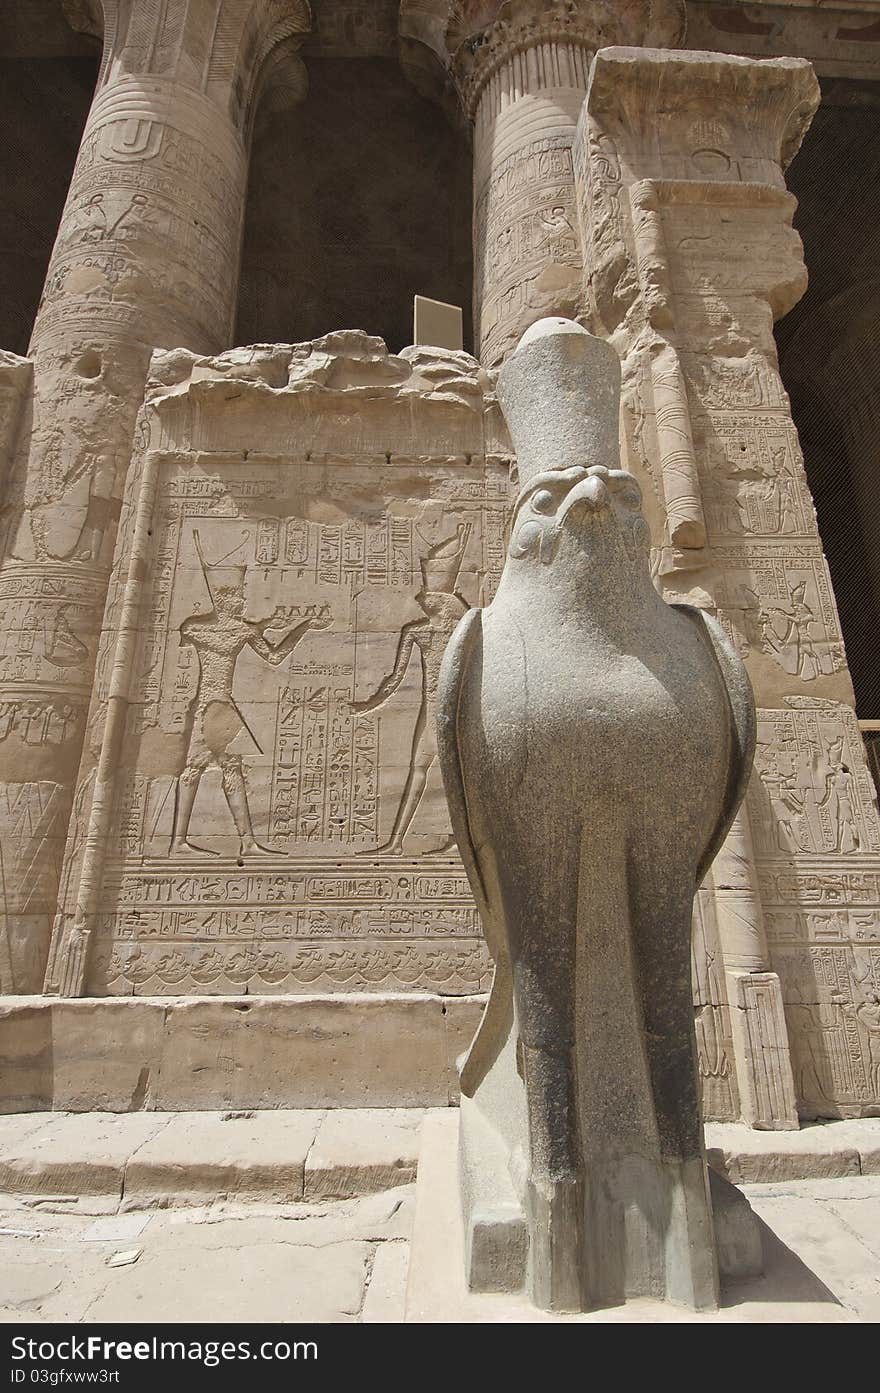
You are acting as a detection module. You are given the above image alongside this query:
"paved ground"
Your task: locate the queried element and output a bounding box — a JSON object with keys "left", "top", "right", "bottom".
{"left": 1, "top": 1111, "right": 879, "bottom": 1323}
{"left": 0, "top": 1188, "right": 413, "bottom": 1324}
{"left": 744, "top": 1176, "right": 880, "bottom": 1321}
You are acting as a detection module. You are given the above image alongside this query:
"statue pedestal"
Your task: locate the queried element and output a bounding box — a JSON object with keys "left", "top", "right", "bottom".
{"left": 403, "top": 1112, "right": 849, "bottom": 1323}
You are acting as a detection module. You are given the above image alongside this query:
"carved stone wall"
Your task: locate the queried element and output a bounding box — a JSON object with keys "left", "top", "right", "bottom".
{"left": 44, "top": 334, "right": 504, "bottom": 998}
{"left": 0, "top": 0, "right": 311, "bottom": 992}
{"left": 1, "top": 5, "right": 880, "bottom": 1126}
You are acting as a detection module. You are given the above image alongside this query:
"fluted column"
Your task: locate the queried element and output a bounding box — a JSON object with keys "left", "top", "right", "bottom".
{"left": 445, "top": 1, "right": 686, "bottom": 366}
{"left": 0, "top": 0, "right": 310, "bottom": 992}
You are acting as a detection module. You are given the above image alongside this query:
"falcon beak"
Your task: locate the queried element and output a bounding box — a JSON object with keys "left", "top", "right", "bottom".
{"left": 559, "top": 471, "right": 611, "bottom": 524}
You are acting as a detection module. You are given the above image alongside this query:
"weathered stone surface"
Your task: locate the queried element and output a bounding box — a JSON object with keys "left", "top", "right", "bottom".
{"left": 578, "top": 45, "right": 880, "bottom": 1128}
{"left": 446, "top": 1, "right": 686, "bottom": 365}
{"left": 0, "top": 1, "right": 312, "bottom": 993}
{"left": 0, "top": 995, "right": 476, "bottom": 1111}
{"left": 361, "top": 1239, "right": 411, "bottom": 1324}
{"left": 744, "top": 1187, "right": 880, "bottom": 1322}
{"left": 0, "top": 1112, "right": 165, "bottom": 1196}
{"left": 155, "top": 995, "right": 452, "bottom": 1110}
{"left": 706, "top": 1121, "right": 869, "bottom": 1183}
{"left": 0, "top": 4, "right": 877, "bottom": 1160}
{"left": 708, "top": 1168, "right": 763, "bottom": 1281}
{"left": 0, "top": 1109, "right": 425, "bottom": 1206}
{"left": 0, "top": 1188, "right": 413, "bottom": 1324}
{"left": 89, "top": 1237, "right": 372, "bottom": 1324}
{"left": 304, "top": 1109, "right": 422, "bottom": 1199}
{"left": 44, "top": 335, "right": 504, "bottom": 1002}
{"left": 124, "top": 1111, "right": 322, "bottom": 1203}
{"left": 52, "top": 998, "right": 165, "bottom": 1112}
{"left": 437, "top": 317, "right": 756, "bottom": 1311}
{"left": 0, "top": 998, "right": 53, "bottom": 1111}
{"left": 443, "top": 995, "right": 486, "bottom": 1102}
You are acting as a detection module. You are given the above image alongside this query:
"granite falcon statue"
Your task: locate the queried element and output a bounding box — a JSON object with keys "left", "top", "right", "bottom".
{"left": 436, "top": 318, "right": 756, "bottom": 1312}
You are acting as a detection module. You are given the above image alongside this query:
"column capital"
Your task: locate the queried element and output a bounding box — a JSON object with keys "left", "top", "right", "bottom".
{"left": 68, "top": 0, "right": 312, "bottom": 129}
{"left": 587, "top": 46, "right": 819, "bottom": 185}
{"left": 447, "top": 0, "right": 686, "bottom": 118}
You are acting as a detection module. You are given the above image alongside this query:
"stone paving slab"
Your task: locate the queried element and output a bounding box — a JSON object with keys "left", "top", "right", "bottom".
{"left": 3, "top": 1121, "right": 880, "bottom": 1322}
{"left": 0, "top": 1188, "right": 414, "bottom": 1323}
{"left": 0, "top": 1113, "right": 167, "bottom": 1198}
{"left": 361, "top": 1240, "right": 410, "bottom": 1323}
{"left": 744, "top": 1180, "right": 880, "bottom": 1323}
{"left": 125, "top": 1111, "right": 326, "bottom": 1203}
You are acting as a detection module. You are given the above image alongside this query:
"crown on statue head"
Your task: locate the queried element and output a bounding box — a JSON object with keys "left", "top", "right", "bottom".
{"left": 497, "top": 318, "right": 621, "bottom": 493}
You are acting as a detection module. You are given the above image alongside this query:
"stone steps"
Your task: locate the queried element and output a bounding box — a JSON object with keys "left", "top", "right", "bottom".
{"left": 0, "top": 1108, "right": 424, "bottom": 1207}
{"left": 1, "top": 1110, "right": 877, "bottom": 1208}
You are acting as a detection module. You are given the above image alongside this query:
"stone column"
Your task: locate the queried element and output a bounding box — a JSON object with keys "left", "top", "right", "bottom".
{"left": 0, "top": 0, "right": 310, "bottom": 993}
{"left": 445, "top": 1, "right": 686, "bottom": 367}
{"left": 578, "top": 48, "right": 880, "bottom": 1126}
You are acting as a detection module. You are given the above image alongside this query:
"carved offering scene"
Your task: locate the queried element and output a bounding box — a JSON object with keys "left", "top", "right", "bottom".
{"left": 52, "top": 335, "right": 509, "bottom": 999}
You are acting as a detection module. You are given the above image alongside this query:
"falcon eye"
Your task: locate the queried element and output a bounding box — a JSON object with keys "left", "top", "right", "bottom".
{"left": 532, "top": 489, "right": 555, "bottom": 514}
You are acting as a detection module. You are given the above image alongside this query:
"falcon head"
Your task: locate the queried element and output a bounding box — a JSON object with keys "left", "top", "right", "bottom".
{"left": 508, "top": 464, "right": 652, "bottom": 570}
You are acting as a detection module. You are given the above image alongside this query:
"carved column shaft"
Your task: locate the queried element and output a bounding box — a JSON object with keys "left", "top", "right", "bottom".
{"left": 0, "top": 0, "right": 309, "bottom": 993}
{"left": 466, "top": 35, "right": 591, "bottom": 367}
{"left": 447, "top": 2, "right": 686, "bottom": 366}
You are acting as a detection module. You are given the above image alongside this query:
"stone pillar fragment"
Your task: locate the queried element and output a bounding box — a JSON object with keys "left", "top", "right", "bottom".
{"left": 578, "top": 48, "right": 880, "bottom": 1124}
{"left": 712, "top": 809, "right": 798, "bottom": 1127}
{"left": 445, "top": 1, "right": 686, "bottom": 366}
{"left": 0, "top": 0, "right": 310, "bottom": 993}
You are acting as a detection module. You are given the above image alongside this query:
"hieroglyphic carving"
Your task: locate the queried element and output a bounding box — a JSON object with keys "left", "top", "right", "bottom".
{"left": 0, "top": 353, "right": 32, "bottom": 497}
{"left": 750, "top": 699, "right": 880, "bottom": 1116}
{"left": 0, "top": 0, "right": 311, "bottom": 991}
{"left": 46, "top": 335, "right": 503, "bottom": 997}
{"left": 350, "top": 525, "right": 470, "bottom": 854}
{"left": 474, "top": 137, "right": 584, "bottom": 368}
{"left": 702, "top": 543, "right": 849, "bottom": 694}
{"left": 446, "top": 0, "right": 686, "bottom": 365}
{"left": 0, "top": 781, "right": 69, "bottom": 993}
{"left": 577, "top": 48, "right": 880, "bottom": 1121}
{"left": 751, "top": 704, "right": 879, "bottom": 860}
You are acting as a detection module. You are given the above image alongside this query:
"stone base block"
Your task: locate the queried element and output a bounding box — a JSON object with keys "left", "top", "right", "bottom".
{"left": 405, "top": 1113, "right": 855, "bottom": 1323}
{"left": 458, "top": 1098, "right": 764, "bottom": 1295}
{"left": 708, "top": 1168, "right": 763, "bottom": 1280}
{"left": 0, "top": 994, "right": 484, "bottom": 1112}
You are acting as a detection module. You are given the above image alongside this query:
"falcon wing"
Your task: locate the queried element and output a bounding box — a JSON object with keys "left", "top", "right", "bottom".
{"left": 436, "top": 607, "right": 514, "bottom": 1097}
{"left": 673, "top": 605, "right": 757, "bottom": 885}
